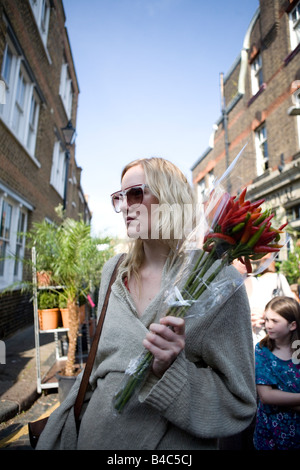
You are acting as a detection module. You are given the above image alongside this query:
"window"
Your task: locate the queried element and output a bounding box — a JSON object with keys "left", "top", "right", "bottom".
{"left": 29, "top": 0, "right": 51, "bottom": 47}
{"left": 197, "top": 171, "right": 214, "bottom": 203}
{"left": 50, "top": 141, "right": 67, "bottom": 198}
{"left": 286, "top": 203, "right": 300, "bottom": 222}
{"left": 289, "top": 2, "right": 300, "bottom": 50}
{"left": 197, "top": 179, "right": 206, "bottom": 203}
{"left": 251, "top": 54, "right": 263, "bottom": 96}
{"left": 13, "top": 211, "right": 26, "bottom": 277}
{"left": 27, "top": 91, "right": 40, "bottom": 155}
{"left": 255, "top": 124, "right": 269, "bottom": 176}
{"left": 0, "top": 39, "right": 40, "bottom": 161}
{"left": 0, "top": 194, "right": 28, "bottom": 289}
{"left": 0, "top": 201, "right": 12, "bottom": 277}
{"left": 293, "top": 87, "right": 300, "bottom": 148}
{"left": 59, "top": 62, "right": 73, "bottom": 119}
{"left": 12, "top": 69, "right": 27, "bottom": 136}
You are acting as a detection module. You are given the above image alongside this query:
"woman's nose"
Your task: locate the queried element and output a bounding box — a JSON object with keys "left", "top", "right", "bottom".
{"left": 120, "top": 196, "right": 129, "bottom": 213}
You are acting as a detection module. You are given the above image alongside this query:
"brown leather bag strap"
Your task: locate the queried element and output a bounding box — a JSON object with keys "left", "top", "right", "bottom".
{"left": 73, "top": 254, "right": 125, "bottom": 428}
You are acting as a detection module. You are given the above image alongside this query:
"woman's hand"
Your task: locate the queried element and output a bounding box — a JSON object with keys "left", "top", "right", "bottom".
{"left": 142, "top": 316, "right": 185, "bottom": 378}
{"left": 251, "top": 310, "right": 265, "bottom": 328}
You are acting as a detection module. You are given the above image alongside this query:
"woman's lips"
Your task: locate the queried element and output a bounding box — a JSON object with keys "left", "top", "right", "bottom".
{"left": 126, "top": 217, "right": 136, "bottom": 225}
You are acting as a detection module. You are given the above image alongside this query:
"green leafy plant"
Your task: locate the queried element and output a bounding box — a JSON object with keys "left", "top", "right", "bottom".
{"left": 58, "top": 292, "right": 68, "bottom": 309}
{"left": 280, "top": 245, "right": 300, "bottom": 285}
{"left": 22, "top": 210, "right": 115, "bottom": 376}
{"left": 38, "top": 291, "right": 59, "bottom": 309}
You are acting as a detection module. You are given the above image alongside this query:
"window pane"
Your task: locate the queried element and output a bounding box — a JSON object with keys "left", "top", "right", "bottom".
{"left": 27, "top": 94, "right": 39, "bottom": 153}
{"left": 16, "top": 72, "right": 25, "bottom": 108}
{"left": 14, "top": 212, "right": 26, "bottom": 276}
{"left": 0, "top": 240, "right": 5, "bottom": 276}
{"left": 0, "top": 201, "right": 12, "bottom": 277}
{"left": 0, "top": 201, "right": 12, "bottom": 240}
{"left": 2, "top": 46, "right": 12, "bottom": 84}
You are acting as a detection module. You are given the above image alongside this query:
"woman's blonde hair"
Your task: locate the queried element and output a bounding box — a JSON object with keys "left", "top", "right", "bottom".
{"left": 120, "top": 157, "right": 197, "bottom": 280}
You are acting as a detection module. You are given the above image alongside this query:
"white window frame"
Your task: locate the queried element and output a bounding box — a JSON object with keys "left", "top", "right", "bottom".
{"left": 289, "top": 1, "right": 300, "bottom": 51}
{"left": 13, "top": 210, "right": 27, "bottom": 278}
{"left": 197, "top": 179, "right": 206, "bottom": 204}
{"left": 255, "top": 124, "right": 269, "bottom": 176}
{"left": 50, "top": 141, "right": 67, "bottom": 198}
{"left": 0, "top": 193, "right": 28, "bottom": 290}
{"left": 59, "top": 62, "right": 73, "bottom": 119}
{"left": 293, "top": 87, "right": 300, "bottom": 148}
{"left": 29, "top": 0, "right": 51, "bottom": 48}
{"left": 251, "top": 54, "right": 263, "bottom": 96}
{"left": 26, "top": 89, "right": 40, "bottom": 155}
{"left": 0, "top": 38, "right": 41, "bottom": 165}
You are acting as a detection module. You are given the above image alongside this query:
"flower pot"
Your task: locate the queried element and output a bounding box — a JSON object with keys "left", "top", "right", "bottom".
{"left": 37, "top": 270, "right": 52, "bottom": 287}
{"left": 60, "top": 308, "right": 70, "bottom": 329}
{"left": 56, "top": 373, "right": 77, "bottom": 403}
{"left": 38, "top": 308, "right": 61, "bottom": 330}
{"left": 79, "top": 304, "right": 86, "bottom": 324}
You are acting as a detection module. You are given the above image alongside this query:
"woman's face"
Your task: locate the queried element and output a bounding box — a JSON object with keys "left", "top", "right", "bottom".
{"left": 120, "top": 165, "right": 159, "bottom": 239}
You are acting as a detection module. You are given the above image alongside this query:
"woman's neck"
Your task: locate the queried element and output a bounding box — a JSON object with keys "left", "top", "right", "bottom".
{"left": 142, "top": 240, "right": 170, "bottom": 269}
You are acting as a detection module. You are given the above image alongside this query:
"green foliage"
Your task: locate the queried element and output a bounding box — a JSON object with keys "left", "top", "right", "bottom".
{"left": 25, "top": 214, "right": 116, "bottom": 300}
{"left": 5, "top": 209, "right": 116, "bottom": 375}
{"left": 280, "top": 245, "right": 300, "bottom": 285}
{"left": 25, "top": 220, "right": 59, "bottom": 272}
{"left": 38, "top": 291, "right": 59, "bottom": 309}
{"left": 58, "top": 291, "right": 68, "bottom": 309}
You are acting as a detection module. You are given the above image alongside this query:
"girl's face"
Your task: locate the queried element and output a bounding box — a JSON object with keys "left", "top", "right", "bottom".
{"left": 265, "top": 308, "right": 296, "bottom": 343}
{"left": 120, "top": 165, "right": 159, "bottom": 239}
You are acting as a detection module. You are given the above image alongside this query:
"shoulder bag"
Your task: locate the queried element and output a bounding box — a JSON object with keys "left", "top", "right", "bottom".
{"left": 28, "top": 254, "right": 125, "bottom": 449}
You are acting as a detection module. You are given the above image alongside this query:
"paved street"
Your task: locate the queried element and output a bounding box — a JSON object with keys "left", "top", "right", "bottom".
{"left": 0, "top": 391, "right": 59, "bottom": 450}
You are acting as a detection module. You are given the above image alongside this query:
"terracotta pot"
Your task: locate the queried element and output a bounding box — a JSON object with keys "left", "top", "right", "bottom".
{"left": 60, "top": 308, "right": 70, "bottom": 329}
{"left": 37, "top": 271, "right": 52, "bottom": 287}
{"left": 38, "top": 308, "right": 61, "bottom": 330}
{"left": 79, "top": 304, "right": 86, "bottom": 324}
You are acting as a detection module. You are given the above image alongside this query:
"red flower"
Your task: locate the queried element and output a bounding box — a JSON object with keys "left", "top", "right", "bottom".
{"left": 203, "top": 188, "right": 288, "bottom": 273}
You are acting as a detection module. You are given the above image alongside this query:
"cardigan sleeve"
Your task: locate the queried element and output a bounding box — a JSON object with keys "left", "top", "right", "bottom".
{"left": 139, "top": 266, "right": 257, "bottom": 439}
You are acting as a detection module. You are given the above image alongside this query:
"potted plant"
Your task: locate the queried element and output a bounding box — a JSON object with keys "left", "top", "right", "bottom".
{"left": 37, "top": 291, "right": 61, "bottom": 330}
{"left": 26, "top": 219, "right": 59, "bottom": 287}
{"left": 28, "top": 208, "right": 114, "bottom": 377}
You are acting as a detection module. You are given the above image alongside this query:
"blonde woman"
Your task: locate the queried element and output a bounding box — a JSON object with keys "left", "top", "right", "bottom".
{"left": 37, "top": 157, "right": 256, "bottom": 450}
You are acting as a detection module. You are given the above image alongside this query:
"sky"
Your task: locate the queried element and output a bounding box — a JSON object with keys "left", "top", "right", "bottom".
{"left": 62, "top": 0, "right": 259, "bottom": 239}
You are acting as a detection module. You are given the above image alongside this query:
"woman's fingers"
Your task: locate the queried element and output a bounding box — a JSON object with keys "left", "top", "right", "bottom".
{"left": 142, "top": 316, "right": 185, "bottom": 378}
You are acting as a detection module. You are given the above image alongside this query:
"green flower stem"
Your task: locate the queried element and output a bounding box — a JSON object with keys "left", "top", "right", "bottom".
{"left": 113, "top": 350, "right": 153, "bottom": 412}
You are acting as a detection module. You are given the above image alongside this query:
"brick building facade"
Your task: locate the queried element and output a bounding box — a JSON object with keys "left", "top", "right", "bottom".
{"left": 0, "top": 0, "right": 91, "bottom": 338}
{"left": 192, "top": 0, "right": 300, "bottom": 253}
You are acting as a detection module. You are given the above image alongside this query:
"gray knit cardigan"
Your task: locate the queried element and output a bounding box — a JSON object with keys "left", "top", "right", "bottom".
{"left": 37, "top": 252, "right": 256, "bottom": 450}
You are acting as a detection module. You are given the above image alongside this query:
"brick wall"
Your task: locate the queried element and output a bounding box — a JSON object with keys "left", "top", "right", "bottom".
{"left": 0, "top": 291, "right": 33, "bottom": 339}
{"left": 0, "top": 0, "right": 90, "bottom": 337}
{"left": 192, "top": 0, "right": 300, "bottom": 195}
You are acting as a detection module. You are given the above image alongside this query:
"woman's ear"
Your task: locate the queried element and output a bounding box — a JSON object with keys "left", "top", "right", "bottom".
{"left": 289, "top": 320, "right": 297, "bottom": 332}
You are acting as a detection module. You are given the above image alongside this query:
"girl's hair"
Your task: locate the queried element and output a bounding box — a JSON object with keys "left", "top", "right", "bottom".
{"left": 259, "top": 296, "right": 300, "bottom": 351}
{"left": 120, "top": 157, "right": 197, "bottom": 280}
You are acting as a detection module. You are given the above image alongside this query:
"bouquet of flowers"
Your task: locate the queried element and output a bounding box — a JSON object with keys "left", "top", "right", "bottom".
{"left": 113, "top": 156, "right": 288, "bottom": 413}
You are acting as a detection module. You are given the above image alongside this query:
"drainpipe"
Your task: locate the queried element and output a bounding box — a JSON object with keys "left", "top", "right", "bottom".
{"left": 63, "top": 151, "right": 70, "bottom": 211}
{"left": 220, "top": 72, "right": 231, "bottom": 193}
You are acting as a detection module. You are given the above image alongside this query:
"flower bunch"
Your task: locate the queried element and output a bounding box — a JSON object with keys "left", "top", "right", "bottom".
{"left": 204, "top": 187, "right": 288, "bottom": 272}
{"left": 113, "top": 187, "right": 288, "bottom": 413}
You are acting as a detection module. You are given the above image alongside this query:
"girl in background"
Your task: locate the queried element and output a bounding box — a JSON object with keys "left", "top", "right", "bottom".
{"left": 254, "top": 296, "right": 300, "bottom": 450}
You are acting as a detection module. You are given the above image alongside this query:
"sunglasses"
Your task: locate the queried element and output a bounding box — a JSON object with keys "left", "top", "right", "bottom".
{"left": 110, "top": 184, "right": 149, "bottom": 213}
